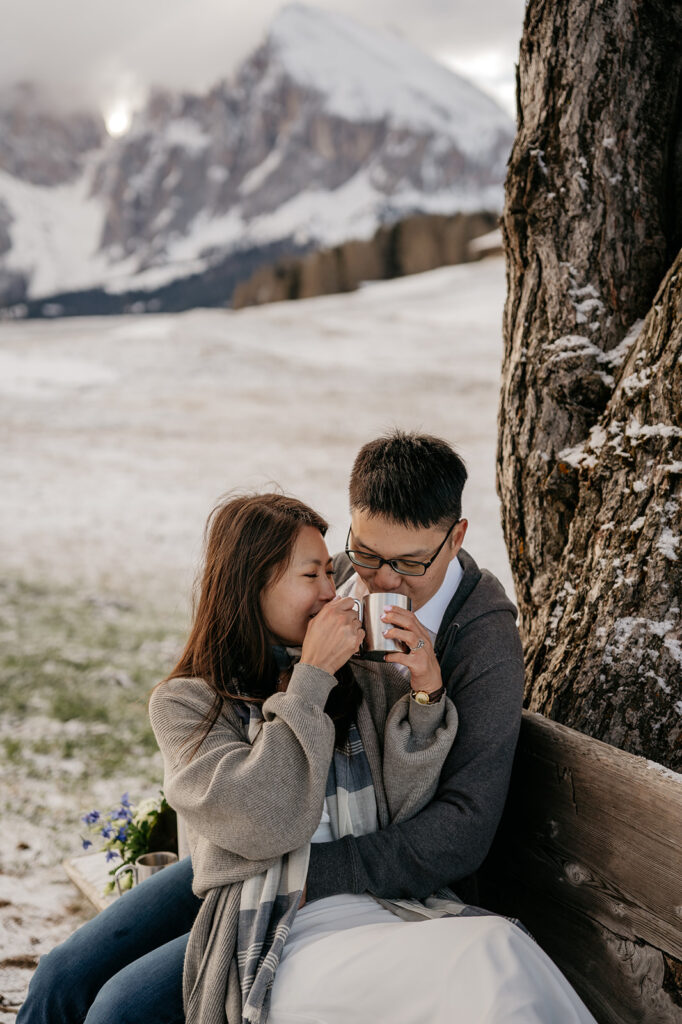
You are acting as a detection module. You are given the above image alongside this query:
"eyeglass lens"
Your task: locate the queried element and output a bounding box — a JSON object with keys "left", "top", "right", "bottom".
{"left": 347, "top": 552, "right": 426, "bottom": 576}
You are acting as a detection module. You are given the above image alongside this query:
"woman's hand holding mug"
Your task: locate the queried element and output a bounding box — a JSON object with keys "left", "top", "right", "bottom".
{"left": 301, "top": 597, "right": 364, "bottom": 675}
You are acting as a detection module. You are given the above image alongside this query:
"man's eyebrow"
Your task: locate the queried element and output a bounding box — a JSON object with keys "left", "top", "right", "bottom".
{"left": 353, "top": 535, "right": 429, "bottom": 558}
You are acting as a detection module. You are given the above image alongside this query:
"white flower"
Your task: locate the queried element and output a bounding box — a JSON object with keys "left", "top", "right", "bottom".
{"left": 132, "top": 796, "right": 160, "bottom": 824}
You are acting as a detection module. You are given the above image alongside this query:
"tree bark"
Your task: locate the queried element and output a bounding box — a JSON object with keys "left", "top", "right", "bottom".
{"left": 499, "top": 0, "right": 682, "bottom": 770}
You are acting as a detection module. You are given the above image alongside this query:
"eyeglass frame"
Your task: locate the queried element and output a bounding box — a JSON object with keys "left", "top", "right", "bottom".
{"left": 345, "top": 520, "right": 461, "bottom": 577}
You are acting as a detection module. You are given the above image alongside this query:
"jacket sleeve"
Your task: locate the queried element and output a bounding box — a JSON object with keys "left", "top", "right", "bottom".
{"left": 306, "top": 610, "right": 524, "bottom": 900}
{"left": 149, "top": 664, "right": 337, "bottom": 861}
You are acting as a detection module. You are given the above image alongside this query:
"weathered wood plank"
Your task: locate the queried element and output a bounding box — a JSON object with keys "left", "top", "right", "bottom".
{"left": 63, "top": 852, "right": 116, "bottom": 913}
{"left": 481, "top": 711, "right": 682, "bottom": 1023}
{"left": 508, "top": 719, "right": 682, "bottom": 956}
{"left": 490, "top": 877, "right": 682, "bottom": 1024}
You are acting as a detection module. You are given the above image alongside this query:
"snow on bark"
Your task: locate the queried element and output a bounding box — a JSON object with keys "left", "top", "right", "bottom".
{"left": 498, "top": 0, "right": 682, "bottom": 770}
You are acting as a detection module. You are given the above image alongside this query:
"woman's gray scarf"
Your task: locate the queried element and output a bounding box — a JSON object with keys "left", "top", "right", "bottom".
{"left": 183, "top": 701, "right": 379, "bottom": 1024}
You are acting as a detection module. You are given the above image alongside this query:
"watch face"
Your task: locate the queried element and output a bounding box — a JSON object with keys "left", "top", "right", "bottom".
{"left": 413, "top": 690, "right": 430, "bottom": 705}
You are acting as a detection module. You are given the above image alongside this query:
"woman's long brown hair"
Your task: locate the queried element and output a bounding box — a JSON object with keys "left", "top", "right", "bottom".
{"left": 159, "top": 493, "right": 360, "bottom": 752}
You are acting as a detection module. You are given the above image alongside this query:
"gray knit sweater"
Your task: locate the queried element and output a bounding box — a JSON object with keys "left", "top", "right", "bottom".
{"left": 149, "top": 658, "right": 458, "bottom": 900}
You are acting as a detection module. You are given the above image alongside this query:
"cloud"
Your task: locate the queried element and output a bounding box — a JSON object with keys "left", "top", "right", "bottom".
{"left": 0, "top": 0, "right": 524, "bottom": 115}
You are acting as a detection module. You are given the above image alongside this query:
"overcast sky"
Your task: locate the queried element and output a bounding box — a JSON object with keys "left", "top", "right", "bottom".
{"left": 1, "top": 0, "right": 526, "bottom": 123}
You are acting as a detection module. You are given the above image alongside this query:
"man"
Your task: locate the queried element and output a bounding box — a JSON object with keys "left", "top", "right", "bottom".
{"left": 306, "top": 430, "right": 524, "bottom": 901}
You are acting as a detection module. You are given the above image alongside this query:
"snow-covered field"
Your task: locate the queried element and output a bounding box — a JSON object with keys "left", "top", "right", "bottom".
{"left": 0, "top": 255, "right": 512, "bottom": 1013}
{"left": 0, "top": 255, "right": 512, "bottom": 600}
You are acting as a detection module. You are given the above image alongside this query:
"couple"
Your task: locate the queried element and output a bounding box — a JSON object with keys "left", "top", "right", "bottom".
{"left": 19, "top": 431, "right": 595, "bottom": 1024}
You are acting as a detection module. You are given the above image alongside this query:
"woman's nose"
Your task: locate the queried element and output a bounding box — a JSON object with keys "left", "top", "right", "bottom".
{"left": 319, "top": 575, "right": 336, "bottom": 600}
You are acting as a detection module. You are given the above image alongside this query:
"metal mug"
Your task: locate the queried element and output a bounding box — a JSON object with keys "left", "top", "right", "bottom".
{"left": 114, "top": 851, "right": 178, "bottom": 895}
{"left": 356, "top": 592, "right": 412, "bottom": 661}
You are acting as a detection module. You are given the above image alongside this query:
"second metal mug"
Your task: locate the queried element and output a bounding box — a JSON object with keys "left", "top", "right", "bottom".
{"left": 114, "top": 851, "right": 178, "bottom": 895}
{"left": 356, "top": 592, "right": 412, "bottom": 661}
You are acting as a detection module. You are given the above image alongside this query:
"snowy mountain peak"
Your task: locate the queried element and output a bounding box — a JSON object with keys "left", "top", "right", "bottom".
{"left": 266, "top": 3, "right": 512, "bottom": 152}
{"left": 0, "top": 83, "right": 104, "bottom": 187}
{"left": 0, "top": 5, "right": 515, "bottom": 311}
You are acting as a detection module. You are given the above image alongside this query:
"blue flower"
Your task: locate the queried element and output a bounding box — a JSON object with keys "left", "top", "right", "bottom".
{"left": 105, "top": 850, "right": 120, "bottom": 863}
{"left": 100, "top": 824, "right": 114, "bottom": 839}
{"left": 115, "top": 827, "right": 128, "bottom": 843}
{"left": 120, "top": 792, "right": 131, "bottom": 807}
{"left": 109, "top": 804, "right": 133, "bottom": 822}
{"left": 81, "top": 810, "right": 100, "bottom": 825}
{"left": 81, "top": 838, "right": 93, "bottom": 850}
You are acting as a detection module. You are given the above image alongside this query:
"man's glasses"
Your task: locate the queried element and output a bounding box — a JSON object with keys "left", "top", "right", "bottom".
{"left": 345, "top": 521, "right": 459, "bottom": 577}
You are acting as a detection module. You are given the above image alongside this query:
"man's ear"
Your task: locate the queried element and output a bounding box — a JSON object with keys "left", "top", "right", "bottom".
{"left": 450, "top": 519, "right": 468, "bottom": 558}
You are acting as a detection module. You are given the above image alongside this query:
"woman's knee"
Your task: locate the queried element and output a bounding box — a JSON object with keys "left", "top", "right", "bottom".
{"left": 19, "top": 940, "right": 93, "bottom": 1024}
{"left": 18, "top": 859, "right": 195, "bottom": 1024}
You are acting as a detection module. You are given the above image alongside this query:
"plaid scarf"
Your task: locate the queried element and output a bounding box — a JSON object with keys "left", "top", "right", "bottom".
{"left": 236, "top": 707, "right": 378, "bottom": 1023}
{"left": 184, "top": 652, "right": 379, "bottom": 1024}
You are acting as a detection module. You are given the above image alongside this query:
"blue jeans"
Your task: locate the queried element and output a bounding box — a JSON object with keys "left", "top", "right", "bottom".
{"left": 18, "top": 856, "right": 200, "bottom": 1024}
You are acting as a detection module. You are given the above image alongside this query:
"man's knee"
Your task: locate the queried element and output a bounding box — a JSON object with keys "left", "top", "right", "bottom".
{"left": 84, "top": 971, "right": 184, "bottom": 1024}
{"left": 84, "top": 974, "right": 129, "bottom": 1024}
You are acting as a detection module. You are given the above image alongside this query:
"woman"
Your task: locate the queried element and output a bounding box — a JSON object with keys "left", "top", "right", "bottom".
{"left": 149, "top": 492, "right": 460, "bottom": 1024}
{"left": 19, "top": 493, "right": 595, "bottom": 1024}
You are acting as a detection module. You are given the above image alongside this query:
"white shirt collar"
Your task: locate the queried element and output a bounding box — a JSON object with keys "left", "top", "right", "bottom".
{"left": 415, "top": 554, "right": 464, "bottom": 635}
{"left": 340, "top": 554, "right": 463, "bottom": 638}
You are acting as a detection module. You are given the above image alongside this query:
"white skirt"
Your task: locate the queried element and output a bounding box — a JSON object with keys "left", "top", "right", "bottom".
{"left": 268, "top": 894, "right": 596, "bottom": 1024}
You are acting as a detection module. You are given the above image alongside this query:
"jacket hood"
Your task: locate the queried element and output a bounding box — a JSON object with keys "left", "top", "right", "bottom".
{"left": 448, "top": 549, "right": 517, "bottom": 626}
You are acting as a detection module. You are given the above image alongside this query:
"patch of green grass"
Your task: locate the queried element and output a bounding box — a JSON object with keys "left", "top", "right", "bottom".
{"left": 0, "top": 576, "right": 188, "bottom": 857}
{"left": 3, "top": 736, "right": 23, "bottom": 762}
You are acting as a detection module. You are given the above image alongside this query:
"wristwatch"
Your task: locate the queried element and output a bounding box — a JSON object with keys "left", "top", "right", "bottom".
{"left": 411, "top": 686, "right": 445, "bottom": 705}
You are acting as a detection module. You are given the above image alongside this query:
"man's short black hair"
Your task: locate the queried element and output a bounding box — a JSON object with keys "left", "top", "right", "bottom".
{"left": 349, "top": 430, "right": 467, "bottom": 528}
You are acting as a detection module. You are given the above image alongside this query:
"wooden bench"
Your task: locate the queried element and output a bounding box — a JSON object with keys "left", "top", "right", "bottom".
{"left": 63, "top": 851, "right": 115, "bottom": 913}
{"left": 66, "top": 711, "right": 682, "bottom": 1022}
{"left": 64, "top": 831, "right": 189, "bottom": 913}
{"left": 480, "top": 711, "right": 682, "bottom": 1024}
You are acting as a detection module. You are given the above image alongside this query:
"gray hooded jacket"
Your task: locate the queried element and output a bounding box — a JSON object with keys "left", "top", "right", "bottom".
{"left": 306, "top": 547, "right": 524, "bottom": 902}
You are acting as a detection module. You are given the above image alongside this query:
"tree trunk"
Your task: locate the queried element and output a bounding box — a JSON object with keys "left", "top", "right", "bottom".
{"left": 498, "top": 0, "right": 682, "bottom": 771}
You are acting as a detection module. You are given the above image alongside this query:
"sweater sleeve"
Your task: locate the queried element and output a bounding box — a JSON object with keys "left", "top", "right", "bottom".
{"left": 306, "top": 610, "right": 524, "bottom": 901}
{"left": 382, "top": 693, "right": 458, "bottom": 823}
{"left": 149, "top": 664, "right": 337, "bottom": 861}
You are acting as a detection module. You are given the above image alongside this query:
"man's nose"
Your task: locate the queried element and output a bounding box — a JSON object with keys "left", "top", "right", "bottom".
{"left": 373, "top": 562, "right": 402, "bottom": 591}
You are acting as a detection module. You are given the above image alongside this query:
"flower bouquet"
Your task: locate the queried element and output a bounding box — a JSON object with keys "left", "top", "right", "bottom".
{"left": 80, "top": 791, "right": 178, "bottom": 893}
